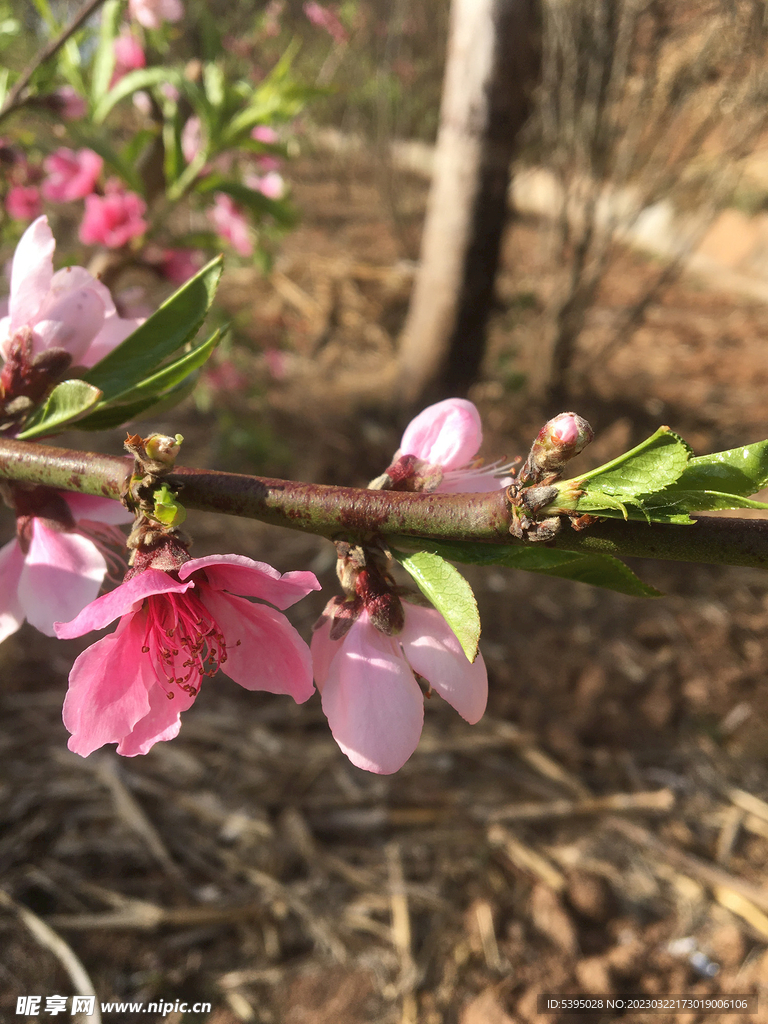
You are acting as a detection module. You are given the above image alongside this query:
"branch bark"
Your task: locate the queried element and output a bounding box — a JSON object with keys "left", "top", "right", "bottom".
{"left": 1, "top": 438, "right": 768, "bottom": 571}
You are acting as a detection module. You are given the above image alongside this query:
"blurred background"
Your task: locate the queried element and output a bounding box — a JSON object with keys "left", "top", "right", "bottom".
{"left": 3, "top": 1, "right": 768, "bottom": 1021}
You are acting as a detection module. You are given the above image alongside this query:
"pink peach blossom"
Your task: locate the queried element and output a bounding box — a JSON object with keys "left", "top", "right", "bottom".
{"left": 42, "top": 148, "right": 103, "bottom": 203}
{"left": 129, "top": 0, "right": 183, "bottom": 28}
{"left": 303, "top": 2, "right": 348, "bottom": 43}
{"left": 312, "top": 603, "right": 487, "bottom": 774}
{"left": 111, "top": 31, "right": 146, "bottom": 86}
{"left": 56, "top": 553, "right": 321, "bottom": 757}
{"left": 5, "top": 186, "right": 42, "bottom": 221}
{"left": 254, "top": 171, "right": 285, "bottom": 200}
{"left": 0, "top": 215, "right": 143, "bottom": 368}
{"left": 388, "top": 398, "right": 514, "bottom": 492}
{"left": 208, "top": 193, "right": 253, "bottom": 257}
{"left": 79, "top": 183, "right": 147, "bottom": 248}
{"left": 0, "top": 491, "right": 131, "bottom": 644}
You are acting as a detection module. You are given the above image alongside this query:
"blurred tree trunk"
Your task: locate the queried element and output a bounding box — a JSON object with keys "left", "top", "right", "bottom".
{"left": 395, "top": 0, "right": 540, "bottom": 410}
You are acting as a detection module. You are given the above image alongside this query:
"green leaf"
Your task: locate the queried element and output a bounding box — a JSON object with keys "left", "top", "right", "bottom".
{"left": 75, "top": 377, "right": 197, "bottom": 431}
{"left": 81, "top": 257, "right": 222, "bottom": 406}
{"left": 395, "top": 540, "right": 661, "bottom": 599}
{"left": 94, "top": 67, "right": 186, "bottom": 123}
{"left": 395, "top": 551, "right": 481, "bottom": 662}
{"left": 90, "top": 0, "right": 121, "bottom": 104}
{"left": 577, "top": 427, "right": 692, "bottom": 495}
{"left": 17, "top": 380, "right": 102, "bottom": 440}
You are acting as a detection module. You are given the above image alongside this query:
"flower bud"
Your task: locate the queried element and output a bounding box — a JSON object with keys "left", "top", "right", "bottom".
{"left": 520, "top": 412, "right": 594, "bottom": 483}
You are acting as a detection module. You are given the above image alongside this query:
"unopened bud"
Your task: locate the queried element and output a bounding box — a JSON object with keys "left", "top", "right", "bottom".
{"left": 144, "top": 433, "right": 183, "bottom": 466}
{"left": 521, "top": 412, "right": 593, "bottom": 483}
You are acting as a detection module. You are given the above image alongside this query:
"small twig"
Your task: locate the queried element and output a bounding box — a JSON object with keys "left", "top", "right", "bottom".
{"left": 0, "top": 0, "right": 109, "bottom": 124}
{"left": 487, "top": 824, "right": 567, "bottom": 892}
{"left": 485, "top": 788, "right": 675, "bottom": 823}
{"left": 0, "top": 889, "right": 102, "bottom": 1023}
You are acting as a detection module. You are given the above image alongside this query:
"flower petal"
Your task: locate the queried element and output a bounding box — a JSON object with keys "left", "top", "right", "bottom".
{"left": 116, "top": 672, "right": 198, "bottom": 756}
{"left": 55, "top": 569, "right": 192, "bottom": 639}
{"left": 180, "top": 553, "right": 320, "bottom": 609}
{"left": 19, "top": 523, "right": 108, "bottom": 636}
{"left": 320, "top": 614, "right": 424, "bottom": 774}
{"left": 63, "top": 492, "right": 133, "bottom": 525}
{"left": 33, "top": 286, "right": 106, "bottom": 363}
{"left": 310, "top": 615, "right": 337, "bottom": 688}
{"left": 0, "top": 538, "right": 25, "bottom": 643}
{"left": 398, "top": 398, "right": 483, "bottom": 471}
{"left": 8, "top": 216, "right": 54, "bottom": 331}
{"left": 81, "top": 311, "right": 143, "bottom": 368}
{"left": 63, "top": 610, "right": 153, "bottom": 756}
{"left": 399, "top": 603, "right": 488, "bottom": 724}
{"left": 201, "top": 590, "right": 315, "bottom": 703}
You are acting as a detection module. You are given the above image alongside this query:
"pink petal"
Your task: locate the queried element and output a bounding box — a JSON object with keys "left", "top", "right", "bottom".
{"left": 63, "top": 493, "right": 133, "bottom": 525}
{"left": 0, "top": 538, "right": 25, "bottom": 643}
{"left": 63, "top": 611, "right": 153, "bottom": 756}
{"left": 55, "top": 569, "right": 192, "bottom": 639}
{"left": 399, "top": 398, "right": 483, "bottom": 471}
{"left": 116, "top": 674, "right": 198, "bottom": 756}
{"left": 320, "top": 614, "right": 424, "bottom": 774}
{"left": 310, "top": 615, "right": 337, "bottom": 688}
{"left": 9, "top": 216, "right": 54, "bottom": 331}
{"left": 180, "top": 554, "right": 320, "bottom": 609}
{"left": 50, "top": 266, "right": 117, "bottom": 317}
{"left": 33, "top": 286, "right": 106, "bottom": 363}
{"left": 399, "top": 603, "right": 488, "bottom": 724}
{"left": 19, "top": 523, "right": 108, "bottom": 636}
{"left": 201, "top": 590, "right": 315, "bottom": 703}
{"left": 82, "top": 312, "right": 143, "bottom": 367}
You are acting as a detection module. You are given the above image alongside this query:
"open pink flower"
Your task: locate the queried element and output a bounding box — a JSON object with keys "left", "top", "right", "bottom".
{"left": 0, "top": 215, "right": 142, "bottom": 368}
{"left": 42, "top": 148, "right": 103, "bottom": 203}
{"left": 387, "top": 397, "right": 514, "bottom": 492}
{"left": 79, "top": 183, "right": 147, "bottom": 249}
{"left": 312, "top": 602, "right": 487, "bottom": 774}
{"left": 0, "top": 492, "right": 131, "bottom": 644}
{"left": 208, "top": 193, "right": 253, "bottom": 257}
{"left": 56, "top": 554, "right": 321, "bottom": 757}
{"left": 6, "top": 186, "right": 42, "bottom": 222}
{"left": 129, "top": 0, "right": 183, "bottom": 29}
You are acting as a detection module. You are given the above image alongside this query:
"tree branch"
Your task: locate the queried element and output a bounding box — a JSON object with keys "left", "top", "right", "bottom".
{"left": 1, "top": 438, "right": 768, "bottom": 570}
{"left": 0, "top": 0, "right": 108, "bottom": 124}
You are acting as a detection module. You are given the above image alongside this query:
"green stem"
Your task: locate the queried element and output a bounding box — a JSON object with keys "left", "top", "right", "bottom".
{"left": 1, "top": 438, "right": 768, "bottom": 569}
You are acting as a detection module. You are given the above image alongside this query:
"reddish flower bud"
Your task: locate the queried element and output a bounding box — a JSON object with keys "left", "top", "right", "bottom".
{"left": 520, "top": 412, "right": 594, "bottom": 483}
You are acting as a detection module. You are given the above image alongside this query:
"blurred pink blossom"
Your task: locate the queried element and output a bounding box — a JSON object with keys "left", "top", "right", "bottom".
{"left": 245, "top": 170, "right": 285, "bottom": 200}
{"left": 129, "top": 0, "right": 183, "bottom": 29}
{"left": 157, "top": 248, "right": 204, "bottom": 284}
{"left": 208, "top": 193, "right": 253, "bottom": 257}
{"left": 53, "top": 86, "right": 87, "bottom": 120}
{"left": 111, "top": 31, "right": 146, "bottom": 86}
{"left": 56, "top": 552, "right": 320, "bottom": 756}
{"left": 79, "top": 183, "right": 148, "bottom": 248}
{"left": 42, "top": 148, "right": 103, "bottom": 203}
{"left": 312, "top": 603, "right": 487, "bottom": 774}
{"left": 303, "top": 2, "right": 348, "bottom": 43}
{"left": 0, "top": 216, "right": 143, "bottom": 368}
{"left": 263, "top": 347, "right": 287, "bottom": 380}
{"left": 181, "top": 116, "right": 203, "bottom": 163}
{"left": 5, "top": 186, "right": 42, "bottom": 221}
{"left": 261, "top": 0, "right": 284, "bottom": 37}
{"left": 256, "top": 155, "right": 281, "bottom": 172}
{"left": 0, "top": 492, "right": 131, "bottom": 644}
{"left": 251, "top": 125, "right": 279, "bottom": 145}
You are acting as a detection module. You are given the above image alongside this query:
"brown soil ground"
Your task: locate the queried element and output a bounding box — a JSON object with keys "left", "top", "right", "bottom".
{"left": 3, "top": 153, "right": 768, "bottom": 1024}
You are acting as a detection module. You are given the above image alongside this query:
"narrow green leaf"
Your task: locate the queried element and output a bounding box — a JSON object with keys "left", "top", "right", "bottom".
{"left": 75, "top": 377, "right": 197, "bottom": 431}
{"left": 81, "top": 257, "right": 222, "bottom": 405}
{"left": 17, "top": 380, "right": 102, "bottom": 439}
{"left": 396, "top": 551, "right": 481, "bottom": 662}
{"left": 90, "top": 0, "right": 121, "bottom": 104}
{"left": 395, "top": 540, "right": 661, "bottom": 599}
{"left": 94, "top": 67, "right": 185, "bottom": 123}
